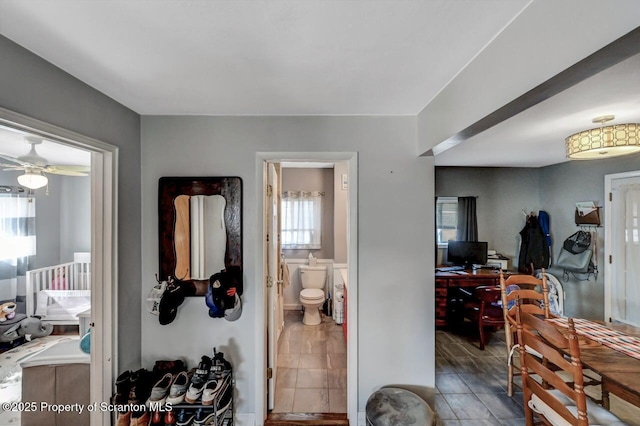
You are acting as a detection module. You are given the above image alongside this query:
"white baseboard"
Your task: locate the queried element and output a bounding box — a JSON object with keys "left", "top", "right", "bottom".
{"left": 284, "top": 304, "right": 302, "bottom": 311}
{"left": 235, "top": 413, "right": 256, "bottom": 426}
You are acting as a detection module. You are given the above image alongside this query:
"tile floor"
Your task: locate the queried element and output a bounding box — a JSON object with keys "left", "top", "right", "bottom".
{"left": 435, "top": 327, "right": 640, "bottom": 425}
{"left": 272, "top": 310, "right": 347, "bottom": 414}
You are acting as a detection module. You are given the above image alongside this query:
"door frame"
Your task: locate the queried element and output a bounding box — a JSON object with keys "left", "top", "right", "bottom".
{"left": 604, "top": 169, "right": 640, "bottom": 324}
{"left": 256, "top": 152, "right": 358, "bottom": 426}
{"left": 0, "top": 107, "right": 118, "bottom": 426}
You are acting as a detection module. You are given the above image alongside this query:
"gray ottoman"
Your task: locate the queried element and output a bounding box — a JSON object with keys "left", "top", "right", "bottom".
{"left": 366, "top": 388, "right": 434, "bottom": 425}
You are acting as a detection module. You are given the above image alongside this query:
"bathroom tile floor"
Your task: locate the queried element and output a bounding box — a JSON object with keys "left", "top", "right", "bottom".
{"left": 273, "top": 310, "right": 347, "bottom": 414}
{"left": 436, "top": 327, "right": 640, "bottom": 425}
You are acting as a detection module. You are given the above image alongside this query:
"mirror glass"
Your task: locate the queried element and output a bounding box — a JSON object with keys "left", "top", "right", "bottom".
{"left": 159, "top": 177, "right": 242, "bottom": 296}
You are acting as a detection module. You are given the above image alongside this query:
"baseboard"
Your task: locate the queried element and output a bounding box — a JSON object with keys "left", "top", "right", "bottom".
{"left": 284, "top": 304, "right": 302, "bottom": 311}
{"left": 236, "top": 412, "right": 256, "bottom": 426}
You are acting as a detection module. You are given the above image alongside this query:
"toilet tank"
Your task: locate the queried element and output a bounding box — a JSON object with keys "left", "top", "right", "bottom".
{"left": 299, "top": 265, "right": 327, "bottom": 289}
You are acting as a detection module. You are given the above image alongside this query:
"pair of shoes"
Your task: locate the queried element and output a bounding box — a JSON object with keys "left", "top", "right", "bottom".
{"left": 185, "top": 356, "right": 212, "bottom": 403}
{"left": 166, "top": 370, "right": 190, "bottom": 404}
{"left": 146, "top": 372, "right": 173, "bottom": 406}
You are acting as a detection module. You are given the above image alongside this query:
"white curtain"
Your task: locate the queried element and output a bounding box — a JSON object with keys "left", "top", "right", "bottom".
{"left": 281, "top": 191, "right": 322, "bottom": 249}
{"left": 0, "top": 187, "right": 36, "bottom": 301}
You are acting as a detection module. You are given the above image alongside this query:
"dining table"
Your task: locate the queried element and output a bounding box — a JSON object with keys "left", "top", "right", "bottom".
{"left": 548, "top": 317, "right": 640, "bottom": 410}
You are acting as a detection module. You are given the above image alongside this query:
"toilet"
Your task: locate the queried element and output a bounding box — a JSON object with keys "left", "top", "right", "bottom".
{"left": 299, "top": 265, "right": 327, "bottom": 325}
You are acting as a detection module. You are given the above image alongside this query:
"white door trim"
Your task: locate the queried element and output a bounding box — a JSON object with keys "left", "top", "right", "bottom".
{"left": 255, "top": 152, "right": 358, "bottom": 426}
{"left": 604, "top": 169, "right": 640, "bottom": 324}
{"left": 0, "top": 107, "right": 119, "bottom": 426}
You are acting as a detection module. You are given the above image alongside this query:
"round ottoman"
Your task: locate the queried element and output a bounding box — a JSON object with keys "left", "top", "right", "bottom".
{"left": 366, "top": 388, "right": 434, "bottom": 426}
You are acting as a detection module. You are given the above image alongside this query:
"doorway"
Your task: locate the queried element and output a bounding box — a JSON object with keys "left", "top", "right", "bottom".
{"left": 605, "top": 170, "right": 640, "bottom": 326}
{"left": 257, "top": 152, "right": 358, "bottom": 425}
{"left": 0, "top": 107, "right": 117, "bottom": 426}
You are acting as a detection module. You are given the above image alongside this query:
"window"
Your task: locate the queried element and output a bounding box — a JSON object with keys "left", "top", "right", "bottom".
{"left": 281, "top": 191, "right": 322, "bottom": 249}
{"left": 436, "top": 197, "right": 457, "bottom": 246}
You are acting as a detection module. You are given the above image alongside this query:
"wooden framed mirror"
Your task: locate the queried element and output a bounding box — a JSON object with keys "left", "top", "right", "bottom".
{"left": 158, "top": 176, "right": 242, "bottom": 296}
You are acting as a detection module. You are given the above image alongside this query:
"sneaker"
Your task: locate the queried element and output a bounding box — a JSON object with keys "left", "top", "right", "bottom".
{"left": 210, "top": 349, "right": 232, "bottom": 380}
{"left": 146, "top": 372, "right": 173, "bottom": 406}
{"left": 201, "top": 379, "right": 223, "bottom": 406}
{"left": 115, "top": 411, "right": 130, "bottom": 426}
{"left": 129, "top": 368, "right": 154, "bottom": 405}
{"left": 185, "top": 356, "right": 212, "bottom": 403}
{"left": 166, "top": 371, "right": 190, "bottom": 404}
{"left": 176, "top": 409, "right": 196, "bottom": 426}
{"left": 114, "top": 370, "right": 131, "bottom": 405}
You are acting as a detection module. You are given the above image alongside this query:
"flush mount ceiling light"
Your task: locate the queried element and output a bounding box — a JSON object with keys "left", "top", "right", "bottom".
{"left": 17, "top": 169, "right": 48, "bottom": 190}
{"left": 566, "top": 115, "right": 640, "bottom": 160}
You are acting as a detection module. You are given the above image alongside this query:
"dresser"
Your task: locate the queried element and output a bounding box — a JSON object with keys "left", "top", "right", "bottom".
{"left": 435, "top": 269, "right": 502, "bottom": 327}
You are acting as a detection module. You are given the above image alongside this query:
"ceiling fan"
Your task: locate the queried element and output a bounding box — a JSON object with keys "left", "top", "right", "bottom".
{"left": 0, "top": 136, "right": 89, "bottom": 190}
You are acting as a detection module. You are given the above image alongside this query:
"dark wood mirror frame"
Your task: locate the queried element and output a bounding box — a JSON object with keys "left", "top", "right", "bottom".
{"left": 158, "top": 176, "right": 242, "bottom": 296}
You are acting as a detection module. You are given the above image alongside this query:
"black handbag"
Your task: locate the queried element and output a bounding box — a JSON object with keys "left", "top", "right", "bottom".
{"left": 562, "top": 230, "right": 591, "bottom": 254}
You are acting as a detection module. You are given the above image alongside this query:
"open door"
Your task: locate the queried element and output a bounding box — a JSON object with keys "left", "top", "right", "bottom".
{"left": 266, "top": 162, "right": 282, "bottom": 410}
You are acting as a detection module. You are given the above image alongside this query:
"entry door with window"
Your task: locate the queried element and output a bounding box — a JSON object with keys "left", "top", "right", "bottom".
{"left": 606, "top": 171, "right": 640, "bottom": 326}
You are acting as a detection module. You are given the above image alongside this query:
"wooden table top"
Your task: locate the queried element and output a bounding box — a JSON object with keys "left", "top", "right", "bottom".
{"left": 554, "top": 320, "right": 640, "bottom": 408}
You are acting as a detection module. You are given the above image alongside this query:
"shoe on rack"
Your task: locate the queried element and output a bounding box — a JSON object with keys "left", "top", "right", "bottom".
{"left": 184, "top": 356, "right": 212, "bottom": 403}
{"left": 147, "top": 372, "right": 174, "bottom": 406}
{"left": 200, "top": 379, "right": 223, "bottom": 406}
{"left": 209, "top": 349, "right": 232, "bottom": 380}
{"left": 114, "top": 370, "right": 131, "bottom": 405}
{"left": 176, "top": 409, "right": 196, "bottom": 426}
{"left": 166, "top": 370, "right": 190, "bottom": 404}
{"left": 129, "top": 410, "right": 150, "bottom": 426}
{"left": 115, "top": 410, "right": 130, "bottom": 426}
{"left": 193, "top": 407, "right": 215, "bottom": 425}
{"left": 129, "top": 368, "right": 154, "bottom": 405}
{"left": 153, "top": 359, "right": 186, "bottom": 380}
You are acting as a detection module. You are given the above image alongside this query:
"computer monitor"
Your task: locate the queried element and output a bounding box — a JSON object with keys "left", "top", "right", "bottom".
{"left": 447, "top": 241, "right": 488, "bottom": 269}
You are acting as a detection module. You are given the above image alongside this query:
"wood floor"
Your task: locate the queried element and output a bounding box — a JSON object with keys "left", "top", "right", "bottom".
{"left": 265, "top": 413, "right": 349, "bottom": 426}
{"left": 436, "top": 326, "right": 640, "bottom": 425}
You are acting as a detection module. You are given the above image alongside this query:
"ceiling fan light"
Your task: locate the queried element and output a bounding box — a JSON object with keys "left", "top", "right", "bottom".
{"left": 17, "top": 171, "right": 48, "bottom": 189}
{"left": 566, "top": 122, "right": 640, "bottom": 160}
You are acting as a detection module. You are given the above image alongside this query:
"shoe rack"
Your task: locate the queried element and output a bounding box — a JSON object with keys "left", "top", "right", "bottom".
{"left": 171, "top": 372, "right": 234, "bottom": 426}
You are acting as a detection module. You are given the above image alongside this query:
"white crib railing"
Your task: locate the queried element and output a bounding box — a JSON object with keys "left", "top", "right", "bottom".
{"left": 26, "top": 260, "right": 91, "bottom": 320}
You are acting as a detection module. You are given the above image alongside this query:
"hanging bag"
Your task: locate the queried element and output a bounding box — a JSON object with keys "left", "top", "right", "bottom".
{"left": 562, "top": 230, "right": 591, "bottom": 254}
{"left": 556, "top": 230, "right": 597, "bottom": 281}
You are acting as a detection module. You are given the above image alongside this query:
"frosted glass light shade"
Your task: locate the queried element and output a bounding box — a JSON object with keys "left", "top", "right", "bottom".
{"left": 566, "top": 123, "right": 640, "bottom": 160}
{"left": 17, "top": 171, "right": 48, "bottom": 189}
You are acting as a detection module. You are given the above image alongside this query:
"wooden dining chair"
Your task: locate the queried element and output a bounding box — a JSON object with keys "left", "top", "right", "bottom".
{"left": 462, "top": 285, "right": 505, "bottom": 350}
{"left": 515, "top": 305, "right": 627, "bottom": 426}
{"left": 500, "top": 271, "right": 552, "bottom": 396}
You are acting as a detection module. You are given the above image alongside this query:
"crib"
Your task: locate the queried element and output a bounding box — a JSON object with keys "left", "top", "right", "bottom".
{"left": 25, "top": 253, "right": 91, "bottom": 326}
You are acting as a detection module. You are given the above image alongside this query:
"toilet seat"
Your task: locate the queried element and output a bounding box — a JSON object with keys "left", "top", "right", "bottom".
{"left": 300, "top": 288, "right": 324, "bottom": 300}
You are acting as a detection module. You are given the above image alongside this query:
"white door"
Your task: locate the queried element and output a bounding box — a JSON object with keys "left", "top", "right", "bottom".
{"left": 606, "top": 172, "right": 640, "bottom": 326}
{"left": 266, "top": 162, "right": 280, "bottom": 410}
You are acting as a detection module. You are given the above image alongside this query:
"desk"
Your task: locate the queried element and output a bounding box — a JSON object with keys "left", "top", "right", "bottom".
{"left": 553, "top": 320, "right": 640, "bottom": 410}
{"left": 435, "top": 269, "right": 503, "bottom": 327}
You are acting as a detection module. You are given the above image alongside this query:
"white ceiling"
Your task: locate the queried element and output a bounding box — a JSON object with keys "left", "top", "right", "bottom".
{"left": 0, "top": 0, "right": 529, "bottom": 115}
{"left": 434, "top": 52, "right": 640, "bottom": 168}
{"left": 0, "top": 1, "right": 637, "bottom": 168}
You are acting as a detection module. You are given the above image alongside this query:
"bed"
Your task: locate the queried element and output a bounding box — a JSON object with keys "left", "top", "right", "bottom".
{"left": 25, "top": 253, "right": 91, "bottom": 326}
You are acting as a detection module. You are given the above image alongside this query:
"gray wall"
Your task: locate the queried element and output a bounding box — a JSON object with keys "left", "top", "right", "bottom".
{"left": 0, "top": 35, "right": 142, "bottom": 370}
{"left": 60, "top": 176, "right": 91, "bottom": 263}
{"left": 436, "top": 153, "right": 640, "bottom": 320}
{"left": 141, "top": 115, "right": 434, "bottom": 416}
{"left": 435, "top": 167, "right": 541, "bottom": 266}
{"left": 281, "top": 167, "right": 334, "bottom": 260}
